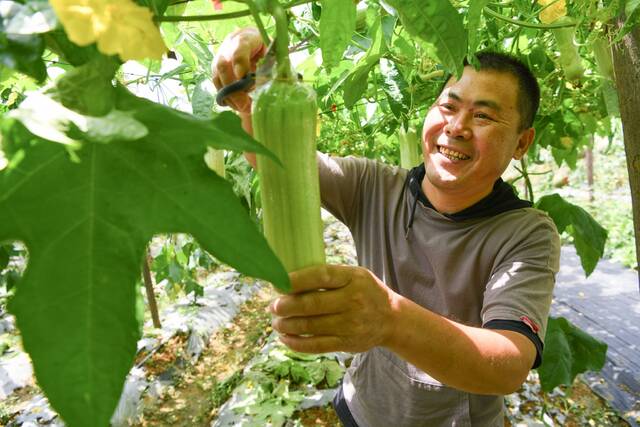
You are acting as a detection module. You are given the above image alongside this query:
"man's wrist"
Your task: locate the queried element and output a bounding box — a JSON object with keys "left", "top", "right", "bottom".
{"left": 240, "top": 112, "right": 253, "bottom": 135}
{"left": 382, "top": 290, "right": 405, "bottom": 349}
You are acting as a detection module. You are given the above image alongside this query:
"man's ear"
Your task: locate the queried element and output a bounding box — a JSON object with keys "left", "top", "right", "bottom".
{"left": 513, "top": 128, "right": 535, "bottom": 160}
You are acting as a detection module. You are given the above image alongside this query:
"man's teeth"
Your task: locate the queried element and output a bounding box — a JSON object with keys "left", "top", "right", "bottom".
{"left": 438, "top": 146, "right": 470, "bottom": 160}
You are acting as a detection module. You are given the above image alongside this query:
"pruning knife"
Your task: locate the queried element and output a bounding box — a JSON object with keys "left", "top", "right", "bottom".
{"left": 215, "top": 40, "right": 277, "bottom": 107}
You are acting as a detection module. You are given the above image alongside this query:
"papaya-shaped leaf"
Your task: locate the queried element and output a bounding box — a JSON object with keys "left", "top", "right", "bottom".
{"left": 384, "top": 0, "right": 467, "bottom": 76}
{"left": 379, "top": 58, "right": 409, "bottom": 119}
{"left": 537, "top": 316, "right": 607, "bottom": 392}
{"left": 0, "top": 84, "right": 288, "bottom": 427}
{"left": 319, "top": 0, "right": 356, "bottom": 70}
{"left": 536, "top": 194, "right": 607, "bottom": 276}
{"left": 0, "top": 33, "right": 46, "bottom": 82}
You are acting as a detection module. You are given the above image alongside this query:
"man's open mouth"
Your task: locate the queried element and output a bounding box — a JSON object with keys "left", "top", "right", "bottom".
{"left": 437, "top": 145, "right": 470, "bottom": 161}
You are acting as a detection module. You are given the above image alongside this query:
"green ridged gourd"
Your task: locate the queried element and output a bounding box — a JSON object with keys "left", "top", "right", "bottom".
{"left": 551, "top": 17, "right": 584, "bottom": 82}
{"left": 398, "top": 125, "right": 422, "bottom": 169}
{"left": 251, "top": 1, "right": 325, "bottom": 272}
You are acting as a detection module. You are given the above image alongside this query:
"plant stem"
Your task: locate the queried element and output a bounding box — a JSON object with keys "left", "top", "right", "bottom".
{"left": 268, "top": 0, "right": 293, "bottom": 79}
{"left": 243, "top": 0, "right": 271, "bottom": 45}
{"left": 142, "top": 252, "right": 162, "bottom": 329}
{"left": 156, "top": 0, "right": 312, "bottom": 22}
{"left": 483, "top": 7, "right": 575, "bottom": 29}
{"left": 520, "top": 157, "right": 535, "bottom": 203}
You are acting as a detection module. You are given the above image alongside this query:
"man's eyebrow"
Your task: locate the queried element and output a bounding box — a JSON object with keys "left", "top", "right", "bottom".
{"left": 447, "top": 91, "right": 502, "bottom": 111}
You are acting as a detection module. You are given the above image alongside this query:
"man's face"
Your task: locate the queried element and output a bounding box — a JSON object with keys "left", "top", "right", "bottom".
{"left": 421, "top": 67, "right": 533, "bottom": 202}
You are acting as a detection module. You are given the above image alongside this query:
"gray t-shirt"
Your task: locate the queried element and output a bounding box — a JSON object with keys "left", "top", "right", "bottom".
{"left": 317, "top": 153, "right": 560, "bottom": 427}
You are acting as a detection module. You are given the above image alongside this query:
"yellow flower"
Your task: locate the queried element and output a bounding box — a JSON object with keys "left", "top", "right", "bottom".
{"left": 49, "top": 0, "right": 167, "bottom": 61}
{"left": 537, "top": 0, "right": 567, "bottom": 24}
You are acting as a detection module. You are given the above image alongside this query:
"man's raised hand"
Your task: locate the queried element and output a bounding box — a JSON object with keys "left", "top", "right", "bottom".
{"left": 212, "top": 28, "right": 266, "bottom": 113}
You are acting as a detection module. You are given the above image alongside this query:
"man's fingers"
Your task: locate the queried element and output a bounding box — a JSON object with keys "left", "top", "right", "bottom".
{"left": 288, "top": 264, "right": 359, "bottom": 294}
{"left": 226, "top": 92, "right": 252, "bottom": 113}
{"left": 216, "top": 59, "right": 237, "bottom": 88}
{"left": 213, "top": 75, "right": 223, "bottom": 90}
{"left": 213, "top": 28, "right": 265, "bottom": 112}
{"left": 230, "top": 30, "right": 265, "bottom": 77}
{"left": 272, "top": 314, "right": 346, "bottom": 336}
{"left": 278, "top": 334, "right": 344, "bottom": 354}
{"left": 270, "top": 286, "right": 350, "bottom": 317}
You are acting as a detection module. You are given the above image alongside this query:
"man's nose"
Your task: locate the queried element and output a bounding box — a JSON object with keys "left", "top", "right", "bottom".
{"left": 444, "top": 113, "right": 472, "bottom": 140}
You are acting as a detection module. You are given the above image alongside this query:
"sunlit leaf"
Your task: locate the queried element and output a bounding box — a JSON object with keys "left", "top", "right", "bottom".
{"left": 384, "top": 0, "right": 467, "bottom": 76}
{"left": 319, "top": 0, "right": 356, "bottom": 70}
{"left": 379, "top": 58, "right": 409, "bottom": 119}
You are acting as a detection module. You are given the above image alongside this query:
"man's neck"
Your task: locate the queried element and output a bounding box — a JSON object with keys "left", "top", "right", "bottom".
{"left": 420, "top": 177, "right": 493, "bottom": 215}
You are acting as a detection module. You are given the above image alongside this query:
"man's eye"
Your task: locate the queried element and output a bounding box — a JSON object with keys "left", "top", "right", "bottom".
{"left": 475, "top": 113, "right": 492, "bottom": 120}
{"left": 440, "top": 104, "right": 455, "bottom": 111}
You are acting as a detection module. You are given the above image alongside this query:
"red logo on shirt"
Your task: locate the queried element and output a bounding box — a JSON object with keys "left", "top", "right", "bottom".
{"left": 520, "top": 316, "right": 540, "bottom": 333}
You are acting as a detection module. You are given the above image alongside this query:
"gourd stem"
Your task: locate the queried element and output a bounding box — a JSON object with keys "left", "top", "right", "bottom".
{"left": 268, "top": 0, "right": 293, "bottom": 80}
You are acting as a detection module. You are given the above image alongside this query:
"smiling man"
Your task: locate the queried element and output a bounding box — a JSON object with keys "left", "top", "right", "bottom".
{"left": 213, "top": 34, "right": 560, "bottom": 426}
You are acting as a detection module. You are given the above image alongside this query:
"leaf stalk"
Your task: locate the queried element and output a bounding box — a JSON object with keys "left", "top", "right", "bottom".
{"left": 483, "top": 7, "right": 576, "bottom": 29}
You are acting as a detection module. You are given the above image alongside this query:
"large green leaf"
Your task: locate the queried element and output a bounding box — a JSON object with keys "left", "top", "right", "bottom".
{"left": 537, "top": 316, "right": 607, "bottom": 392}
{"left": 319, "top": 0, "right": 357, "bottom": 70}
{"left": 384, "top": 0, "right": 467, "bottom": 76}
{"left": 536, "top": 194, "right": 607, "bottom": 276}
{"left": 0, "top": 85, "right": 288, "bottom": 426}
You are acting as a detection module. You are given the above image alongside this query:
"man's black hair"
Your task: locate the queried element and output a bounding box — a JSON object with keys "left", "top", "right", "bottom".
{"left": 439, "top": 51, "right": 540, "bottom": 130}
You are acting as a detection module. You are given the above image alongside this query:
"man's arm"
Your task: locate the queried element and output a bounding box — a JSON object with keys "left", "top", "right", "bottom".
{"left": 270, "top": 264, "right": 536, "bottom": 395}
{"left": 385, "top": 292, "right": 536, "bottom": 395}
{"left": 239, "top": 112, "right": 257, "bottom": 167}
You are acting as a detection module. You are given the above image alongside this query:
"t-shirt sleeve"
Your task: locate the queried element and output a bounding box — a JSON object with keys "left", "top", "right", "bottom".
{"left": 481, "top": 211, "right": 560, "bottom": 344}
{"left": 317, "top": 152, "right": 369, "bottom": 228}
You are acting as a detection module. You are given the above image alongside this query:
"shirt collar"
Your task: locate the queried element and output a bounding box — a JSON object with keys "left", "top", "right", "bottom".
{"left": 406, "top": 163, "right": 532, "bottom": 222}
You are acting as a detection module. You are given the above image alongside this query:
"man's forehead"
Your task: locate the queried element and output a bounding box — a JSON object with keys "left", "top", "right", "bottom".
{"left": 439, "top": 68, "right": 519, "bottom": 109}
